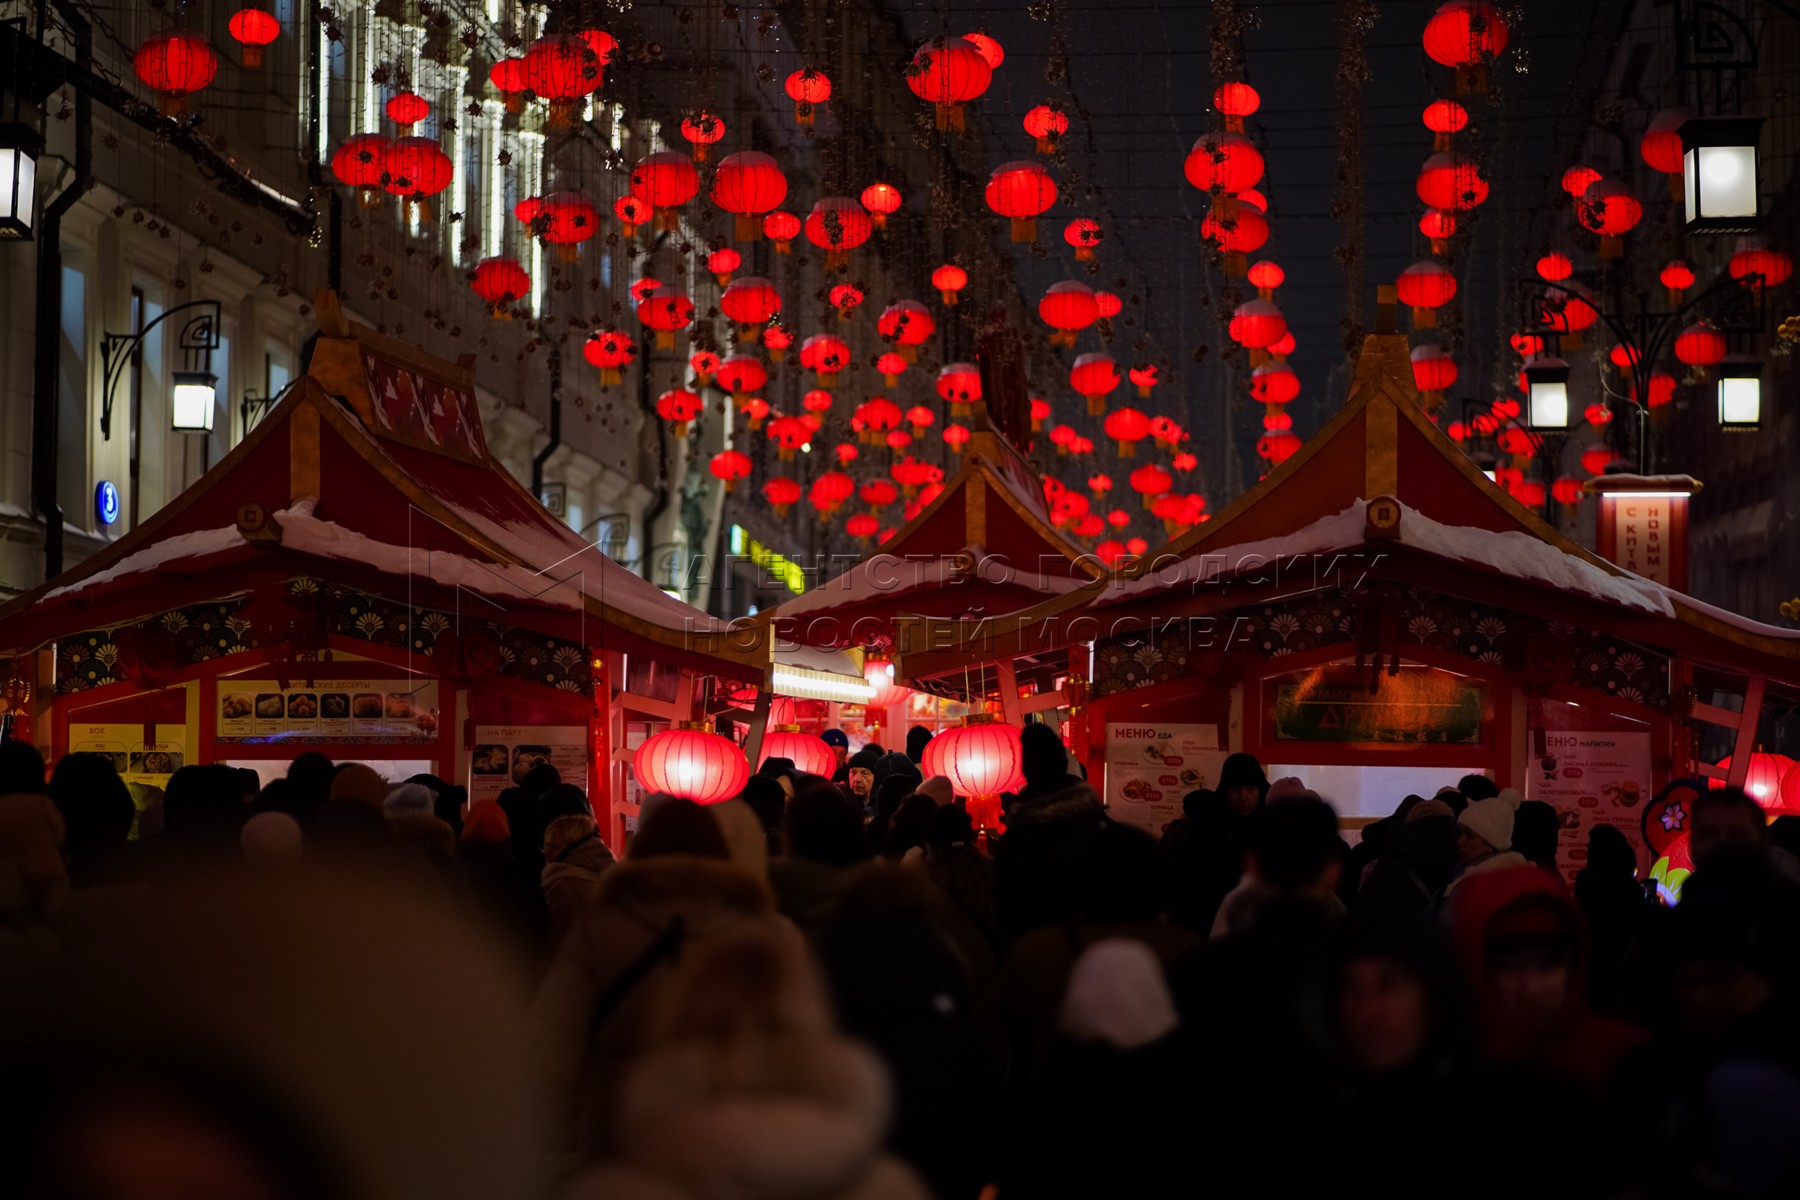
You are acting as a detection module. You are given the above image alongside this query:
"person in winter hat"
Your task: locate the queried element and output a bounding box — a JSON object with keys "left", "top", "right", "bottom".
{"left": 871, "top": 751, "right": 922, "bottom": 799}
{"left": 821, "top": 728, "right": 851, "bottom": 782}
{"left": 845, "top": 747, "right": 882, "bottom": 804}
{"left": 1446, "top": 790, "right": 1527, "bottom": 897}
{"left": 1010, "top": 723, "right": 1083, "bottom": 809}
{"left": 330, "top": 763, "right": 388, "bottom": 809}
{"left": 541, "top": 813, "right": 615, "bottom": 950}
{"left": 1216, "top": 752, "right": 1270, "bottom": 817}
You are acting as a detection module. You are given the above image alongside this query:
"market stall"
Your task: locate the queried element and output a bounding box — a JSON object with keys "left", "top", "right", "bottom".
{"left": 900, "top": 327, "right": 1800, "bottom": 869}
{"left": 0, "top": 293, "right": 763, "bottom": 849}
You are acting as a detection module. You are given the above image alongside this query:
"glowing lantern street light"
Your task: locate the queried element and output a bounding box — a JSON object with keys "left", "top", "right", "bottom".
{"left": 1523, "top": 356, "right": 1571, "bottom": 431}
{"left": 860, "top": 182, "right": 902, "bottom": 228}
{"left": 1711, "top": 752, "right": 1797, "bottom": 809}
{"left": 633, "top": 724, "right": 749, "bottom": 805}
{"left": 1716, "top": 356, "right": 1763, "bottom": 430}
{"left": 1679, "top": 116, "right": 1762, "bottom": 234}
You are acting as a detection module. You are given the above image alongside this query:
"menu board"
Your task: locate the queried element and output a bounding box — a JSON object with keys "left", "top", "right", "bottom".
{"left": 216, "top": 679, "right": 440, "bottom": 744}
{"left": 69, "top": 722, "right": 189, "bottom": 787}
{"left": 1528, "top": 729, "right": 1654, "bottom": 884}
{"left": 469, "top": 725, "right": 589, "bottom": 803}
{"left": 1104, "top": 722, "right": 1226, "bottom": 835}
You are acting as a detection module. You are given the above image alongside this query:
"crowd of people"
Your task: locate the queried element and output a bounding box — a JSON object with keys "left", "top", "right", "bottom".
{"left": 3, "top": 726, "right": 1800, "bottom": 1200}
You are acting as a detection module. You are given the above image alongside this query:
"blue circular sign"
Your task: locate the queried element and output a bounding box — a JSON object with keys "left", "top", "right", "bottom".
{"left": 95, "top": 480, "right": 120, "bottom": 526}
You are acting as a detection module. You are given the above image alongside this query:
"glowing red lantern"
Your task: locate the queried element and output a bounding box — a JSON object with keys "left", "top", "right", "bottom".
{"left": 1129, "top": 463, "right": 1173, "bottom": 507}
{"left": 470, "top": 257, "right": 530, "bottom": 317}
{"left": 689, "top": 351, "right": 721, "bottom": 386}
{"left": 804, "top": 196, "right": 874, "bottom": 266}
{"left": 1396, "top": 260, "right": 1457, "bottom": 328}
{"left": 1711, "top": 753, "right": 1798, "bottom": 809}
{"left": 1030, "top": 397, "right": 1051, "bottom": 432}
{"left": 1537, "top": 253, "right": 1574, "bottom": 282}
{"left": 1422, "top": 1, "right": 1510, "bottom": 92}
{"left": 863, "top": 658, "right": 910, "bottom": 710}
{"left": 1422, "top": 98, "right": 1469, "bottom": 150}
{"left": 810, "top": 470, "right": 855, "bottom": 515}
{"left": 1039, "top": 280, "right": 1099, "bottom": 347}
{"left": 1660, "top": 261, "right": 1696, "bottom": 304}
{"left": 785, "top": 69, "right": 831, "bottom": 125}
{"left": 656, "top": 389, "right": 703, "bottom": 438}
{"left": 716, "top": 355, "right": 767, "bottom": 402}
{"left": 923, "top": 718, "right": 1024, "bottom": 829}
{"left": 1214, "top": 82, "right": 1261, "bottom": 131}
{"left": 521, "top": 193, "right": 600, "bottom": 261}
{"left": 763, "top": 323, "right": 794, "bottom": 361}
{"left": 637, "top": 287, "right": 695, "bottom": 349}
{"left": 937, "top": 363, "right": 982, "bottom": 418}
{"left": 986, "top": 161, "right": 1058, "bottom": 243}
{"left": 1416, "top": 151, "right": 1489, "bottom": 211}
{"left": 1130, "top": 365, "right": 1159, "bottom": 398}
{"left": 1104, "top": 407, "right": 1152, "bottom": 457}
{"left": 829, "top": 284, "right": 865, "bottom": 320}
{"left": 1729, "top": 241, "right": 1793, "bottom": 290}
{"left": 630, "top": 151, "right": 700, "bottom": 230}
{"left": 134, "top": 32, "right": 219, "bottom": 116}
{"left": 721, "top": 277, "right": 782, "bottom": 342}
{"left": 583, "top": 328, "right": 636, "bottom": 386}
{"left": 1070, "top": 353, "right": 1121, "bottom": 415}
{"left": 763, "top": 211, "right": 801, "bottom": 253}
{"left": 523, "top": 35, "right": 603, "bottom": 128}
{"left": 1585, "top": 402, "right": 1614, "bottom": 428}
{"left": 1410, "top": 344, "right": 1459, "bottom": 406}
{"left": 861, "top": 479, "right": 900, "bottom": 511}
{"left": 1184, "top": 131, "right": 1264, "bottom": 195}
{"left": 1536, "top": 286, "right": 1600, "bottom": 340}
{"left": 963, "top": 31, "right": 1005, "bottom": 69}
{"left": 906, "top": 36, "right": 993, "bottom": 131}
{"left": 1578, "top": 179, "right": 1642, "bottom": 255}
{"left": 488, "top": 58, "right": 526, "bottom": 112}
{"left": 706, "top": 247, "right": 741, "bottom": 287}
{"left": 903, "top": 406, "right": 935, "bottom": 438}
{"left": 1580, "top": 444, "right": 1620, "bottom": 476}
{"left": 1048, "top": 424, "right": 1079, "bottom": 455}
{"left": 381, "top": 136, "right": 454, "bottom": 217}
{"left": 1247, "top": 260, "right": 1285, "bottom": 298}
{"left": 860, "top": 182, "right": 902, "bottom": 228}
{"left": 228, "top": 8, "right": 279, "bottom": 67}
{"left": 633, "top": 725, "right": 749, "bottom": 805}
{"left": 933, "top": 264, "right": 969, "bottom": 306}
{"left": 1560, "top": 165, "right": 1601, "bottom": 197}
{"left": 1640, "top": 108, "right": 1689, "bottom": 177}
{"left": 385, "top": 91, "right": 429, "bottom": 129}
{"left": 1258, "top": 430, "right": 1303, "bottom": 465}
{"left": 613, "top": 195, "right": 650, "bottom": 237}
{"left": 1643, "top": 372, "right": 1677, "bottom": 409}
{"left": 768, "top": 416, "right": 811, "bottom": 461}
{"left": 1675, "top": 322, "right": 1727, "bottom": 369}
{"left": 712, "top": 151, "right": 789, "bottom": 241}
{"left": 1251, "top": 363, "right": 1302, "bottom": 407}
{"left": 1096, "top": 540, "right": 1127, "bottom": 566}
{"left": 1200, "top": 206, "right": 1270, "bottom": 271}
{"left": 680, "top": 110, "right": 726, "bottom": 162}
{"left": 941, "top": 424, "right": 971, "bottom": 454}
{"left": 801, "top": 334, "right": 852, "bottom": 387}
{"left": 878, "top": 300, "right": 935, "bottom": 359}
{"left": 1420, "top": 209, "right": 1457, "bottom": 253}
{"left": 709, "top": 450, "right": 752, "bottom": 492}
{"left": 1065, "top": 218, "right": 1103, "bottom": 261}
{"left": 877, "top": 353, "right": 909, "bottom": 386}
{"left": 1228, "top": 300, "right": 1288, "bottom": 349}
{"left": 844, "top": 514, "right": 880, "bottom": 543}
{"left": 331, "top": 133, "right": 389, "bottom": 205}
{"left": 742, "top": 398, "right": 771, "bottom": 430}
{"left": 1024, "top": 104, "right": 1071, "bottom": 153}
{"left": 1552, "top": 477, "right": 1586, "bottom": 507}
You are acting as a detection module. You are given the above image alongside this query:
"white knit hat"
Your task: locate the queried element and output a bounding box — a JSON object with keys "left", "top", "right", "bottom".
{"left": 1458, "top": 793, "right": 1517, "bottom": 852}
{"left": 1058, "top": 939, "right": 1181, "bottom": 1051}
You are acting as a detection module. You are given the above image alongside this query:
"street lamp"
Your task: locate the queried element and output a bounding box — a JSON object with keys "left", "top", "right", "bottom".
{"left": 99, "top": 299, "right": 222, "bottom": 439}
{"left": 170, "top": 370, "right": 219, "bottom": 433}
{"left": 1679, "top": 116, "right": 1761, "bottom": 234}
{"left": 0, "top": 121, "right": 39, "bottom": 240}
{"left": 1716, "top": 355, "right": 1761, "bottom": 430}
{"left": 1523, "top": 356, "right": 1571, "bottom": 431}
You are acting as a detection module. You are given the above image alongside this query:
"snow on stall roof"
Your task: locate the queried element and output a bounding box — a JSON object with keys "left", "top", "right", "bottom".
{"left": 1660, "top": 588, "right": 1800, "bottom": 641}
{"left": 44, "top": 524, "right": 251, "bottom": 599}
{"left": 1101, "top": 500, "right": 1675, "bottom": 617}
{"left": 772, "top": 639, "right": 865, "bottom": 677}
{"left": 775, "top": 542, "right": 1088, "bottom": 620}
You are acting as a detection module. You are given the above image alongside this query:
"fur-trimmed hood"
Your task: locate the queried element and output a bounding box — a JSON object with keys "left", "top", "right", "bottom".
{"left": 566, "top": 1036, "right": 929, "bottom": 1200}
{"left": 596, "top": 855, "right": 773, "bottom": 921}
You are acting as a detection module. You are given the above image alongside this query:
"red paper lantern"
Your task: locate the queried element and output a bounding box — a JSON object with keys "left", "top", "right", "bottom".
{"left": 634, "top": 726, "right": 748, "bottom": 805}
{"left": 520, "top": 192, "right": 600, "bottom": 261}
{"left": 1585, "top": 402, "right": 1615, "bottom": 428}
{"left": 768, "top": 416, "right": 811, "bottom": 460}
{"left": 656, "top": 389, "right": 703, "bottom": 437}
{"left": 688, "top": 350, "right": 720, "bottom": 385}
{"left": 1396, "top": 261, "right": 1457, "bottom": 328}
{"left": 1729, "top": 241, "right": 1794, "bottom": 290}
{"left": 1048, "top": 424, "right": 1079, "bottom": 455}
{"left": 1267, "top": 329, "right": 1295, "bottom": 357}
{"left": 1130, "top": 365, "right": 1160, "bottom": 398}
{"left": 1560, "top": 165, "right": 1602, "bottom": 197}
{"left": 680, "top": 110, "right": 726, "bottom": 162}
{"left": 1258, "top": 430, "right": 1303, "bottom": 465}
{"left": 923, "top": 719, "right": 1024, "bottom": 828}
{"left": 1509, "top": 332, "right": 1545, "bottom": 358}
{"left": 861, "top": 479, "right": 900, "bottom": 510}
{"left": 1247, "top": 260, "right": 1286, "bottom": 295}
{"left": 933, "top": 264, "right": 969, "bottom": 305}
{"left": 720, "top": 277, "right": 782, "bottom": 341}
{"left": 712, "top": 151, "right": 789, "bottom": 240}
{"left": 942, "top": 424, "right": 971, "bottom": 453}
{"left": 1711, "top": 753, "right": 1798, "bottom": 809}
{"left": 1214, "top": 82, "right": 1261, "bottom": 122}
{"left": 1644, "top": 372, "right": 1677, "bottom": 409}
{"left": 1580, "top": 444, "right": 1620, "bottom": 476}
{"left": 716, "top": 355, "right": 768, "bottom": 401}
{"left": 1552, "top": 477, "right": 1586, "bottom": 506}
{"left": 756, "top": 727, "right": 836, "bottom": 778}
{"left": 1578, "top": 179, "right": 1643, "bottom": 248}
{"left": 804, "top": 196, "right": 874, "bottom": 265}
{"left": 637, "top": 287, "right": 695, "bottom": 349}
{"left": 1416, "top": 151, "right": 1489, "bottom": 211}
{"left": 763, "top": 477, "right": 803, "bottom": 516}
{"left": 1674, "top": 322, "right": 1727, "bottom": 368}
{"left": 1640, "top": 108, "right": 1689, "bottom": 176}
{"left": 1228, "top": 300, "right": 1288, "bottom": 348}
{"left": 1660, "top": 261, "right": 1696, "bottom": 294}
{"left": 1251, "top": 363, "right": 1301, "bottom": 407}
{"left": 706, "top": 247, "right": 741, "bottom": 286}
{"left": 860, "top": 181, "right": 902, "bottom": 228}
{"left": 630, "top": 151, "right": 700, "bottom": 230}
{"left": 1030, "top": 397, "right": 1052, "bottom": 431}
{"left": 488, "top": 58, "right": 526, "bottom": 111}
{"left": 385, "top": 91, "right": 429, "bottom": 129}
{"left": 1410, "top": 344, "right": 1459, "bottom": 405}
{"left": 709, "top": 450, "right": 752, "bottom": 492}
{"left": 1103, "top": 407, "right": 1152, "bottom": 457}
{"left": 1070, "top": 353, "right": 1121, "bottom": 415}
{"left": 801, "top": 334, "right": 852, "bottom": 387}
{"left": 1096, "top": 540, "right": 1127, "bottom": 566}
{"left": 829, "top": 283, "right": 865, "bottom": 319}
{"left": 785, "top": 68, "right": 831, "bottom": 125}
{"left": 1420, "top": 208, "right": 1457, "bottom": 251}
{"left": 864, "top": 658, "right": 910, "bottom": 709}
{"left": 937, "top": 363, "right": 982, "bottom": 416}
{"left": 381, "top": 136, "right": 454, "bottom": 216}
{"left": 877, "top": 300, "right": 935, "bottom": 356}
{"left": 331, "top": 133, "right": 389, "bottom": 203}
{"left": 962, "top": 31, "right": 1005, "bottom": 70}
{"left": 1422, "top": 1, "right": 1510, "bottom": 91}
{"left": 629, "top": 276, "right": 664, "bottom": 305}
{"left": 844, "top": 514, "right": 880, "bottom": 542}
{"left": 523, "top": 35, "right": 603, "bottom": 127}
{"left": 763, "top": 323, "right": 794, "bottom": 360}
{"left": 1039, "top": 280, "right": 1099, "bottom": 346}
{"left": 1536, "top": 253, "right": 1574, "bottom": 282}
{"left": 809, "top": 470, "right": 855, "bottom": 513}
{"left": 470, "top": 256, "right": 530, "bottom": 316}
{"left": 906, "top": 36, "right": 992, "bottom": 131}
{"left": 135, "top": 32, "right": 219, "bottom": 116}
{"left": 583, "top": 328, "right": 637, "bottom": 386}
{"left": 877, "top": 352, "right": 909, "bottom": 386}
{"left": 1184, "top": 131, "right": 1264, "bottom": 194}
{"left": 612, "top": 195, "right": 650, "bottom": 236}
{"left": 741, "top": 398, "right": 771, "bottom": 429}
{"left": 762, "top": 211, "right": 802, "bottom": 252}
{"left": 1200, "top": 206, "right": 1270, "bottom": 261}
{"left": 1537, "top": 286, "right": 1599, "bottom": 336}
{"left": 1024, "top": 104, "right": 1071, "bottom": 153}
{"left": 1422, "top": 99, "right": 1469, "bottom": 149}
{"left": 227, "top": 8, "right": 280, "bottom": 67}
{"left": 1129, "top": 463, "right": 1173, "bottom": 506}
{"left": 1064, "top": 218, "right": 1103, "bottom": 261}
{"left": 986, "top": 161, "right": 1058, "bottom": 243}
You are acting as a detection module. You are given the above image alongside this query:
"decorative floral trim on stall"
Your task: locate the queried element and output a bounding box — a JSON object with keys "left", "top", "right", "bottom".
{"left": 1092, "top": 585, "right": 1670, "bottom": 708}
{"left": 55, "top": 579, "right": 593, "bottom": 695}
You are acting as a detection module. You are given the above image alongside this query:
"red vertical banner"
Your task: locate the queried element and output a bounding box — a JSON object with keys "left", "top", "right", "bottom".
{"left": 589, "top": 653, "right": 616, "bottom": 849}
{"left": 1589, "top": 478, "right": 1695, "bottom": 592}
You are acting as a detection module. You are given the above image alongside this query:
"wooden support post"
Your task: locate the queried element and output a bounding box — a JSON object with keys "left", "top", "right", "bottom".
{"left": 744, "top": 676, "right": 773, "bottom": 768}
{"left": 994, "top": 658, "right": 1024, "bottom": 726}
